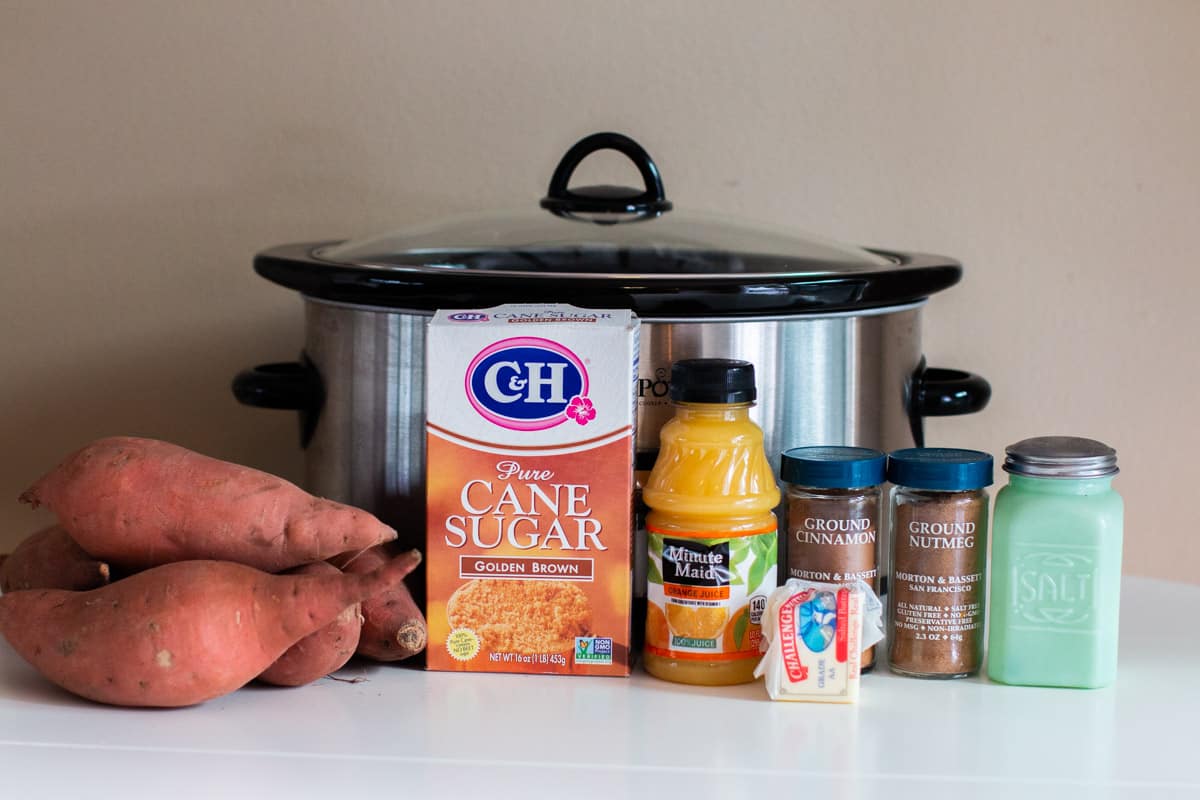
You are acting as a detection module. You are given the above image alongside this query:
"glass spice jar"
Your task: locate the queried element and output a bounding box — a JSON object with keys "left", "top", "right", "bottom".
{"left": 886, "top": 448, "right": 993, "bottom": 679}
{"left": 987, "top": 437, "right": 1123, "bottom": 688}
{"left": 780, "top": 446, "right": 886, "bottom": 671}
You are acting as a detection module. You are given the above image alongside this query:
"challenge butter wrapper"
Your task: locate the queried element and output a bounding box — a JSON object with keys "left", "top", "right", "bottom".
{"left": 755, "top": 579, "right": 884, "bottom": 703}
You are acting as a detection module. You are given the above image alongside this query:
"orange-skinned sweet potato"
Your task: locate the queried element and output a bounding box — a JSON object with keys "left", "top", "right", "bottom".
{"left": 336, "top": 543, "right": 427, "bottom": 662}
{"left": 19, "top": 437, "right": 397, "bottom": 572}
{"left": 1, "top": 525, "right": 110, "bottom": 593}
{"left": 0, "top": 550, "right": 421, "bottom": 707}
{"left": 257, "top": 561, "right": 363, "bottom": 687}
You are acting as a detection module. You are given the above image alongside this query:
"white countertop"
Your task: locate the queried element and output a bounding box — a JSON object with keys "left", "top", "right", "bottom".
{"left": 2, "top": 575, "right": 1198, "bottom": 800}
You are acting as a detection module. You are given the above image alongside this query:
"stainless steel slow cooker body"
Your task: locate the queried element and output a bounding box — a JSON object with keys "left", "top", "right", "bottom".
{"left": 233, "top": 132, "right": 990, "bottom": 551}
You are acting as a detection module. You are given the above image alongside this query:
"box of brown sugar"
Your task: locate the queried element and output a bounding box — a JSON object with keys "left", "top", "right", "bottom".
{"left": 424, "top": 304, "right": 639, "bottom": 676}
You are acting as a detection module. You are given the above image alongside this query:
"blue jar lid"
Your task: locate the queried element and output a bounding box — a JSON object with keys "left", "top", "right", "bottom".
{"left": 780, "top": 446, "right": 887, "bottom": 489}
{"left": 887, "top": 448, "right": 994, "bottom": 491}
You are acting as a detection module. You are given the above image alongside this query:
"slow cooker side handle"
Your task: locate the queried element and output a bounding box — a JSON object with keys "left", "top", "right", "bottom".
{"left": 908, "top": 359, "right": 992, "bottom": 447}
{"left": 231, "top": 358, "right": 324, "bottom": 449}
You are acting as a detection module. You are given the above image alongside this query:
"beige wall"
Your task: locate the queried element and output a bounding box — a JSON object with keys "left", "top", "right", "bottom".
{"left": 3, "top": 1, "right": 1197, "bottom": 583}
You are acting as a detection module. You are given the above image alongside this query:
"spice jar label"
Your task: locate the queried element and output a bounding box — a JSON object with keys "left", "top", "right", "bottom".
{"left": 889, "top": 508, "right": 985, "bottom": 675}
{"left": 788, "top": 510, "right": 878, "bottom": 584}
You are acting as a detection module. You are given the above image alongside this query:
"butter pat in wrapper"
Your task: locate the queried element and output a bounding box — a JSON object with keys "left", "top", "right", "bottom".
{"left": 754, "top": 579, "right": 883, "bottom": 703}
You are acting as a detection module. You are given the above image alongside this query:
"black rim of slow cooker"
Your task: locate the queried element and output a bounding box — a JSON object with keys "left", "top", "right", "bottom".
{"left": 253, "top": 241, "right": 961, "bottom": 317}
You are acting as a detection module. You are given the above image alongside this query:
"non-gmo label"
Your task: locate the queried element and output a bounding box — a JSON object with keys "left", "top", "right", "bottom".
{"left": 574, "top": 637, "right": 613, "bottom": 665}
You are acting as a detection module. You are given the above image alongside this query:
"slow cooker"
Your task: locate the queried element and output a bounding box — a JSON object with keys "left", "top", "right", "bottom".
{"left": 233, "top": 132, "right": 990, "bottom": 551}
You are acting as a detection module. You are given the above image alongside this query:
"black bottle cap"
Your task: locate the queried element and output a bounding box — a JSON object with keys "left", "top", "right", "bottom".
{"left": 670, "top": 359, "right": 757, "bottom": 404}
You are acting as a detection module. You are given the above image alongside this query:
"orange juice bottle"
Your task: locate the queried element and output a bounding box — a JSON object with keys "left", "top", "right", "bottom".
{"left": 642, "top": 359, "right": 780, "bottom": 685}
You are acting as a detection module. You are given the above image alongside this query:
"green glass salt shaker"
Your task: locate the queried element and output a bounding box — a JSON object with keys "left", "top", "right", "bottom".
{"left": 987, "top": 437, "right": 1123, "bottom": 688}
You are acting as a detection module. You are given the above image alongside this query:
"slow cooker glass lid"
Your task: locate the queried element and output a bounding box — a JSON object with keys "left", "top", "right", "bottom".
{"left": 319, "top": 131, "right": 894, "bottom": 276}
{"left": 318, "top": 208, "right": 897, "bottom": 277}
{"left": 254, "top": 132, "right": 963, "bottom": 316}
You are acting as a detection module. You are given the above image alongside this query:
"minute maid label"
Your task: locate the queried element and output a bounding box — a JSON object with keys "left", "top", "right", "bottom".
{"left": 645, "top": 525, "right": 777, "bottom": 659}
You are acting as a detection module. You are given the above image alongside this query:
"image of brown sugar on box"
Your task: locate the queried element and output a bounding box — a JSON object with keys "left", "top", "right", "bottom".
{"left": 446, "top": 579, "right": 592, "bottom": 655}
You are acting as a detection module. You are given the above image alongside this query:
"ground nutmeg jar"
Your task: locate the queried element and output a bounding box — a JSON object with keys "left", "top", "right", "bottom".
{"left": 886, "top": 447, "right": 993, "bottom": 678}
{"left": 781, "top": 446, "right": 886, "bottom": 670}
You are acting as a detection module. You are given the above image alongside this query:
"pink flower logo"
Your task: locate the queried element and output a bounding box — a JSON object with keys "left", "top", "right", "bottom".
{"left": 565, "top": 395, "right": 596, "bottom": 426}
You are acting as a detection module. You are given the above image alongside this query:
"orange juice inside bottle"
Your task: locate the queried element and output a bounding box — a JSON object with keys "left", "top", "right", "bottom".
{"left": 641, "top": 359, "right": 780, "bottom": 686}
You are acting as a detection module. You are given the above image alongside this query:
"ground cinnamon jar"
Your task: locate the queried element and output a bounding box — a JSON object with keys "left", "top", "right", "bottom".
{"left": 886, "top": 448, "right": 993, "bottom": 679}
{"left": 781, "top": 446, "right": 886, "bottom": 670}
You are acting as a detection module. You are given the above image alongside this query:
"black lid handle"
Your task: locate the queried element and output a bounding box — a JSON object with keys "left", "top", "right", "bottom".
{"left": 540, "top": 132, "right": 673, "bottom": 219}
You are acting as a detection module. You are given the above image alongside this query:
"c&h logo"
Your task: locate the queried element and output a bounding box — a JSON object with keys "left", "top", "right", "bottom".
{"left": 464, "top": 337, "right": 596, "bottom": 431}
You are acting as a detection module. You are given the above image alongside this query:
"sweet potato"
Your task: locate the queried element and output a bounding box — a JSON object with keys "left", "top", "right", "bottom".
{"left": 0, "top": 550, "right": 421, "bottom": 707}
{"left": 1, "top": 525, "right": 110, "bottom": 593}
{"left": 257, "top": 561, "right": 363, "bottom": 687}
{"left": 336, "top": 543, "right": 427, "bottom": 662}
{"left": 19, "top": 436, "right": 397, "bottom": 572}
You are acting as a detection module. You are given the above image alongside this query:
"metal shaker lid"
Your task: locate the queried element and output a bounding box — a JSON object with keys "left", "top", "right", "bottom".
{"left": 1003, "top": 436, "right": 1118, "bottom": 479}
